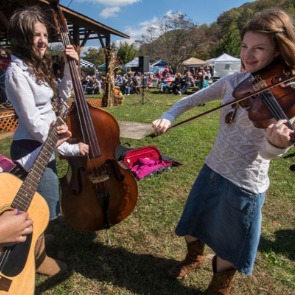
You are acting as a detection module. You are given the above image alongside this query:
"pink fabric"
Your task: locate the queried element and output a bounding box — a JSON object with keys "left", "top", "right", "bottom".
{"left": 131, "top": 158, "right": 171, "bottom": 179}
{"left": 0, "top": 155, "right": 16, "bottom": 172}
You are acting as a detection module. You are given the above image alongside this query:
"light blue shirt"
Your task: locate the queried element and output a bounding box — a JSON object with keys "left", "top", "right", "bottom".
{"left": 5, "top": 56, "right": 79, "bottom": 169}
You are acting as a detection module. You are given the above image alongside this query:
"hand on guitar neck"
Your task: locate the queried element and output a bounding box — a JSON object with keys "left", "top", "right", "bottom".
{"left": 0, "top": 209, "right": 33, "bottom": 247}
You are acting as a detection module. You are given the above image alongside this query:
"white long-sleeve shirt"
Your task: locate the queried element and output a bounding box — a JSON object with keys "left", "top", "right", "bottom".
{"left": 5, "top": 56, "right": 80, "bottom": 169}
{"left": 161, "top": 72, "right": 291, "bottom": 194}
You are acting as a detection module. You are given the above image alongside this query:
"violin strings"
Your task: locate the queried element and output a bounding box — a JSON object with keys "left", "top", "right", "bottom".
{"left": 253, "top": 76, "right": 295, "bottom": 143}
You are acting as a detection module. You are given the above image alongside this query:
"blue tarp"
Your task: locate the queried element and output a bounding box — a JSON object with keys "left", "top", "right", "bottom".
{"left": 97, "top": 63, "right": 106, "bottom": 70}
{"left": 151, "top": 60, "right": 167, "bottom": 67}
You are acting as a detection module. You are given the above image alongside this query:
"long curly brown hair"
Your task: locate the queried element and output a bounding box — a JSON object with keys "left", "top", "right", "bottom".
{"left": 8, "top": 6, "right": 58, "bottom": 98}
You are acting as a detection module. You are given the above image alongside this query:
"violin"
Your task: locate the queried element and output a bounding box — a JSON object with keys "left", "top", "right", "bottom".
{"left": 152, "top": 61, "right": 295, "bottom": 138}
{"left": 50, "top": 0, "right": 138, "bottom": 232}
{"left": 232, "top": 62, "right": 295, "bottom": 131}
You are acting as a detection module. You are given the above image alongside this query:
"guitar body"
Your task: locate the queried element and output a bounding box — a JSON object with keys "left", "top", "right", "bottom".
{"left": 0, "top": 173, "right": 49, "bottom": 295}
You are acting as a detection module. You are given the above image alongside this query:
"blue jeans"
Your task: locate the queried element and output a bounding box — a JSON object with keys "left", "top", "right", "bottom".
{"left": 0, "top": 69, "right": 7, "bottom": 103}
{"left": 10, "top": 140, "right": 60, "bottom": 221}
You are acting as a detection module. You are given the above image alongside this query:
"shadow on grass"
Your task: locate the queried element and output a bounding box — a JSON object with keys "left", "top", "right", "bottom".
{"left": 36, "top": 220, "right": 201, "bottom": 295}
{"left": 259, "top": 229, "right": 295, "bottom": 261}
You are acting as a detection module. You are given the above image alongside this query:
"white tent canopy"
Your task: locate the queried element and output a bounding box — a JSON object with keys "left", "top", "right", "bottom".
{"left": 125, "top": 57, "right": 139, "bottom": 68}
{"left": 205, "top": 58, "right": 215, "bottom": 66}
{"left": 213, "top": 53, "right": 241, "bottom": 78}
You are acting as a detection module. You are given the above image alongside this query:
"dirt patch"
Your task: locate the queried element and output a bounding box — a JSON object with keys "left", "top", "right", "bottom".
{"left": 0, "top": 131, "right": 13, "bottom": 140}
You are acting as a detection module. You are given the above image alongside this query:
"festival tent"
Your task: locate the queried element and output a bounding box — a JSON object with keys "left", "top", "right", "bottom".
{"left": 97, "top": 63, "right": 106, "bottom": 71}
{"left": 182, "top": 57, "right": 206, "bottom": 66}
{"left": 149, "top": 60, "right": 168, "bottom": 73}
{"left": 213, "top": 53, "right": 241, "bottom": 78}
{"left": 125, "top": 57, "right": 139, "bottom": 68}
{"left": 80, "top": 59, "right": 96, "bottom": 68}
{"left": 205, "top": 58, "right": 216, "bottom": 66}
{"left": 151, "top": 60, "right": 168, "bottom": 67}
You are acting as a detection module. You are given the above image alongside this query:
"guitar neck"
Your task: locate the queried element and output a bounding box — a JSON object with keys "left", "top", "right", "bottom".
{"left": 11, "top": 117, "right": 65, "bottom": 212}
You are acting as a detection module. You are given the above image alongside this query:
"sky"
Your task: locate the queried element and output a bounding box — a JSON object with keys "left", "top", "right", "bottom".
{"left": 59, "top": 0, "right": 254, "bottom": 48}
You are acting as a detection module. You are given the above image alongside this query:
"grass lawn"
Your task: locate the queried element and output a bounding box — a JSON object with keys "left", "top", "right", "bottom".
{"left": 0, "top": 90, "right": 294, "bottom": 294}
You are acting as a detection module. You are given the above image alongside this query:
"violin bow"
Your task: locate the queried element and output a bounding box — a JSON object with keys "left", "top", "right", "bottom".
{"left": 165, "top": 74, "right": 295, "bottom": 132}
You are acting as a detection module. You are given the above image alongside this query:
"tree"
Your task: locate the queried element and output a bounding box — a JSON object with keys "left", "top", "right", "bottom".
{"left": 116, "top": 41, "right": 138, "bottom": 65}
{"left": 82, "top": 47, "right": 105, "bottom": 66}
{"left": 138, "top": 11, "right": 199, "bottom": 73}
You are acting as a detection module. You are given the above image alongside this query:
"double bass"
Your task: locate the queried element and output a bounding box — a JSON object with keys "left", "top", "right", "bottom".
{"left": 50, "top": 0, "right": 138, "bottom": 232}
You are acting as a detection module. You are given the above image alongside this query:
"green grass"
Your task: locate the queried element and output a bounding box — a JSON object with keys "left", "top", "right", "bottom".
{"left": 1, "top": 90, "right": 294, "bottom": 294}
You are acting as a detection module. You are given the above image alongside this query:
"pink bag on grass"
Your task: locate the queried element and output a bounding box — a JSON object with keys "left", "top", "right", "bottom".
{"left": 121, "top": 146, "right": 172, "bottom": 180}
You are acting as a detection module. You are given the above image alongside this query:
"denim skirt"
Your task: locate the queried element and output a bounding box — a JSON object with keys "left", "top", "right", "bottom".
{"left": 10, "top": 139, "right": 60, "bottom": 221}
{"left": 175, "top": 164, "right": 265, "bottom": 275}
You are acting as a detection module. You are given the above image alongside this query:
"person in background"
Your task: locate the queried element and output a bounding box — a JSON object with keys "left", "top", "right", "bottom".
{"left": 172, "top": 72, "right": 183, "bottom": 95}
{"left": 160, "top": 73, "right": 173, "bottom": 93}
{"left": 124, "top": 75, "right": 133, "bottom": 95}
{"left": 162, "top": 64, "right": 171, "bottom": 77}
{"left": 132, "top": 75, "right": 141, "bottom": 94}
{"left": 5, "top": 6, "right": 89, "bottom": 277}
{"left": 152, "top": 8, "right": 295, "bottom": 294}
{"left": 203, "top": 75, "right": 209, "bottom": 88}
{"left": 179, "top": 71, "right": 195, "bottom": 95}
{"left": 0, "top": 48, "right": 13, "bottom": 108}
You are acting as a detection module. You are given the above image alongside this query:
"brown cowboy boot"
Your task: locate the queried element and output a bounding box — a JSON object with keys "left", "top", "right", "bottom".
{"left": 168, "top": 239, "right": 205, "bottom": 280}
{"left": 35, "top": 234, "right": 67, "bottom": 276}
{"left": 204, "top": 256, "right": 236, "bottom": 295}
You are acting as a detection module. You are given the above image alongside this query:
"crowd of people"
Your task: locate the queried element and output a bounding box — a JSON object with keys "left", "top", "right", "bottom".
{"left": 81, "top": 75, "right": 102, "bottom": 95}
{"left": 111, "top": 66, "right": 212, "bottom": 97}
{"left": 0, "top": 4, "right": 294, "bottom": 295}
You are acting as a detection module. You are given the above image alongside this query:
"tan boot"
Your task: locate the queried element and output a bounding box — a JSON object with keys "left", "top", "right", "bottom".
{"left": 168, "top": 239, "right": 205, "bottom": 279}
{"left": 204, "top": 256, "right": 236, "bottom": 295}
{"left": 35, "top": 234, "right": 67, "bottom": 276}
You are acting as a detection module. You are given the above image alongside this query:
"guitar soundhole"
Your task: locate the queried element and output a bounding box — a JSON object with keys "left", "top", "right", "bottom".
{"left": 1, "top": 233, "right": 32, "bottom": 277}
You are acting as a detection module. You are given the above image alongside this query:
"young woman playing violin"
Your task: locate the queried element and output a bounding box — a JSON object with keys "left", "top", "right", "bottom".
{"left": 5, "top": 6, "right": 89, "bottom": 276}
{"left": 152, "top": 8, "right": 295, "bottom": 294}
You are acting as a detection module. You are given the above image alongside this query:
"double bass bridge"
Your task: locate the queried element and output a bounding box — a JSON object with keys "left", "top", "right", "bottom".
{"left": 88, "top": 174, "right": 109, "bottom": 184}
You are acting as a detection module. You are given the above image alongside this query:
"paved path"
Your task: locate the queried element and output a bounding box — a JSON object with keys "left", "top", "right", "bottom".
{"left": 118, "top": 121, "right": 153, "bottom": 139}
{"left": 0, "top": 122, "right": 152, "bottom": 141}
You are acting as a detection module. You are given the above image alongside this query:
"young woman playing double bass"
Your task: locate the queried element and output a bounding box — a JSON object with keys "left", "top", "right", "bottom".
{"left": 5, "top": 6, "right": 89, "bottom": 276}
{"left": 152, "top": 8, "right": 295, "bottom": 294}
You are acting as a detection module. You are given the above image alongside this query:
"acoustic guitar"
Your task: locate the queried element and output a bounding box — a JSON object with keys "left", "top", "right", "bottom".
{"left": 0, "top": 117, "right": 65, "bottom": 294}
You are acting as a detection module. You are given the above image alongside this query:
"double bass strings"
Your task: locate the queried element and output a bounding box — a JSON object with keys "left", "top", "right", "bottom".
{"left": 52, "top": 6, "right": 109, "bottom": 198}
